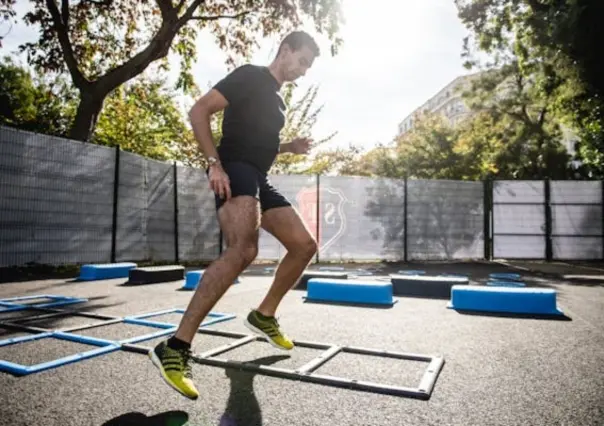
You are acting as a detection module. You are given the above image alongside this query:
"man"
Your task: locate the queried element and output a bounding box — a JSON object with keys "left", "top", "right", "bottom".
{"left": 149, "top": 31, "right": 321, "bottom": 400}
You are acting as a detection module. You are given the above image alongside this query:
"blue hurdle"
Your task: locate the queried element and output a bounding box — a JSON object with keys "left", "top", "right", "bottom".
{"left": 306, "top": 278, "right": 395, "bottom": 306}
{"left": 181, "top": 270, "right": 239, "bottom": 290}
{"left": 78, "top": 262, "right": 137, "bottom": 280}
{"left": 448, "top": 285, "right": 563, "bottom": 316}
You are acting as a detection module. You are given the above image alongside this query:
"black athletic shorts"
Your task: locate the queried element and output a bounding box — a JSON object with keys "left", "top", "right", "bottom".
{"left": 210, "top": 161, "right": 291, "bottom": 212}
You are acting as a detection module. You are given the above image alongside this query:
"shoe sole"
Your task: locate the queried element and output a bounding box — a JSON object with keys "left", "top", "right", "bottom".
{"left": 148, "top": 350, "right": 198, "bottom": 400}
{"left": 243, "top": 317, "right": 293, "bottom": 351}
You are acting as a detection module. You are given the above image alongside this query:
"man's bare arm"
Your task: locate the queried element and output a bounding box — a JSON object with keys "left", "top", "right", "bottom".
{"left": 188, "top": 89, "right": 229, "bottom": 161}
{"left": 189, "top": 89, "right": 232, "bottom": 199}
{"left": 278, "top": 142, "right": 293, "bottom": 154}
{"left": 278, "top": 137, "right": 312, "bottom": 155}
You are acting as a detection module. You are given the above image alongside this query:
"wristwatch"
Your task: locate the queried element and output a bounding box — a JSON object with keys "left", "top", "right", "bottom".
{"left": 207, "top": 156, "right": 219, "bottom": 167}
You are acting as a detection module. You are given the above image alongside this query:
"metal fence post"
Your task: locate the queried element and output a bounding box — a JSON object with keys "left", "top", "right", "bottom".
{"left": 173, "top": 162, "right": 179, "bottom": 263}
{"left": 404, "top": 176, "right": 408, "bottom": 263}
{"left": 111, "top": 145, "right": 120, "bottom": 263}
{"left": 483, "top": 178, "right": 492, "bottom": 260}
{"left": 315, "top": 174, "right": 320, "bottom": 263}
{"left": 544, "top": 178, "right": 553, "bottom": 261}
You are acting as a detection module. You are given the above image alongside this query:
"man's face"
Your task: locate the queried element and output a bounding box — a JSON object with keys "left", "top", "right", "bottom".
{"left": 280, "top": 45, "right": 315, "bottom": 82}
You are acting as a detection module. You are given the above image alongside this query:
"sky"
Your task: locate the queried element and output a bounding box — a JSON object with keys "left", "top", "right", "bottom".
{"left": 1, "top": 0, "right": 472, "bottom": 151}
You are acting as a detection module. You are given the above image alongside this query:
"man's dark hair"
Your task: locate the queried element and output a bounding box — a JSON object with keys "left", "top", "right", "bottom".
{"left": 277, "top": 31, "right": 320, "bottom": 57}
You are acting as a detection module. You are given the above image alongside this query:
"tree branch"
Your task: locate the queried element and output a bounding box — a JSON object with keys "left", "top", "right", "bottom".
{"left": 98, "top": 21, "right": 183, "bottom": 96}
{"left": 45, "top": 0, "right": 86, "bottom": 89}
{"left": 521, "top": 103, "right": 531, "bottom": 122}
{"left": 190, "top": 11, "right": 252, "bottom": 21}
{"left": 99, "top": 0, "right": 213, "bottom": 100}
{"left": 60, "top": 0, "right": 68, "bottom": 26}
{"left": 525, "top": 0, "right": 550, "bottom": 14}
{"left": 175, "top": 0, "right": 188, "bottom": 13}
{"left": 538, "top": 107, "right": 547, "bottom": 127}
{"left": 491, "top": 103, "right": 527, "bottom": 125}
{"left": 156, "top": 0, "right": 177, "bottom": 21}
{"left": 178, "top": 0, "right": 205, "bottom": 25}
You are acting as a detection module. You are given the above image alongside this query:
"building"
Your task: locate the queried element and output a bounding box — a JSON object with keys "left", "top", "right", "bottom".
{"left": 396, "top": 71, "right": 578, "bottom": 157}
{"left": 397, "top": 72, "right": 483, "bottom": 136}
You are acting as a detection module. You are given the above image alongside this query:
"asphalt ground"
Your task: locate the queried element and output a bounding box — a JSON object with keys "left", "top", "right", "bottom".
{"left": 1, "top": 260, "right": 603, "bottom": 426}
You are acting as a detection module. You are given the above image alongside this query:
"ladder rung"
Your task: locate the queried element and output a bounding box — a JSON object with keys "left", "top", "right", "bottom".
{"left": 198, "top": 335, "right": 256, "bottom": 359}
{"left": 297, "top": 345, "right": 342, "bottom": 374}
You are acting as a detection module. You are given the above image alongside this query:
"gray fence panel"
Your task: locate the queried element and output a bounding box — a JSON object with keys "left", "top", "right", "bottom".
{"left": 146, "top": 159, "right": 176, "bottom": 262}
{"left": 314, "top": 175, "right": 406, "bottom": 261}
{"left": 407, "top": 179, "right": 484, "bottom": 260}
{"left": 493, "top": 181, "right": 546, "bottom": 259}
{"left": 551, "top": 181, "right": 603, "bottom": 259}
{"left": 0, "top": 127, "right": 114, "bottom": 266}
{"left": 116, "top": 151, "right": 146, "bottom": 262}
{"left": 177, "top": 165, "right": 220, "bottom": 261}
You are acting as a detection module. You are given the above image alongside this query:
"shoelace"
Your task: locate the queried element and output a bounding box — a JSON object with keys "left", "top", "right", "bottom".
{"left": 177, "top": 348, "right": 193, "bottom": 379}
{"left": 270, "top": 316, "right": 280, "bottom": 327}
{"left": 268, "top": 317, "right": 286, "bottom": 336}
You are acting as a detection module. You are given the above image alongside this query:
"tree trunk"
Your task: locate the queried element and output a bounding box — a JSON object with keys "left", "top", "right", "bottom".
{"left": 69, "top": 90, "right": 105, "bottom": 142}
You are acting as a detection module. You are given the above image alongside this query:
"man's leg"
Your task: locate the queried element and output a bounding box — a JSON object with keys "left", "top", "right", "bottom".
{"left": 173, "top": 195, "right": 260, "bottom": 343}
{"left": 244, "top": 186, "right": 317, "bottom": 350}
{"left": 149, "top": 164, "right": 262, "bottom": 399}
{"left": 256, "top": 206, "right": 317, "bottom": 316}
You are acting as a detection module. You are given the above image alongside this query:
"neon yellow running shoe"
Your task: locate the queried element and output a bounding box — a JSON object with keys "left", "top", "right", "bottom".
{"left": 149, "top": 340, "right": 199, "bottom": 400}
{"left": 244, "top": 310, "right": 294, "bottom": 350}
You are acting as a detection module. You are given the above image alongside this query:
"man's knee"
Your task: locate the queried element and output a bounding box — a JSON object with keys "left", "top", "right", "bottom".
{"left": 293, "top": 234, "right": 318, "bottom": 259}
{"left": 230, "top": 241, "right": 259, "bottom": 265}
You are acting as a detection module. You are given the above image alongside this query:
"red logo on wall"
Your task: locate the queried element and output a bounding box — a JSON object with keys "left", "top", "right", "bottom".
{"left": 295, "top": 185, "right": 348, "bottom": 252}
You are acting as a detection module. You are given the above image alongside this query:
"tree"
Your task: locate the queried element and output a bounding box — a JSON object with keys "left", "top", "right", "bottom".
{"left": 455, "top": 0, "right": 604, "bottom": 177}
{"left": 93, "top": 75, "right": 196, "bottom": 162}
{"left": 380, "top": 113, "right": 468, "bottom": 180}
{"left": 0, "top": 55, "right": 76, "bottom": 137}
{"left": 2, "top": 0, "right": 344, "bottom": 142}
{"left": 301, "top": 143, "right": 366, "bottom": 176}
{"left": 459, "top": 61, "right": 572, "bottom": 179}
{"left": 270, "top": 83, "right": 337, "bottom": 174}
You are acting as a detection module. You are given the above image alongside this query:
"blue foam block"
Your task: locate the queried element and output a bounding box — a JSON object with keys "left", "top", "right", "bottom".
{"left": 447, "top": 285, "right": 563, "bottom": 315}
{"left": 307, "top": 278, "right": 394, "bottom": 306}
{"left": 181, "top": 270, "right": 239, "bottom": 290}
{"left": 182, "top": 270, "right": 204, "bottom": 290}
{"left": 489, "top": 272, "right": 522, "bottom": 281}
{"left": 487, "top": 280, "right": 526, "bottom": 288}
{"left": 0, "top": 331, "right": 120, "bottom": 376}
{"left": 79, "top": 262, "right": 137, "bottom": 280}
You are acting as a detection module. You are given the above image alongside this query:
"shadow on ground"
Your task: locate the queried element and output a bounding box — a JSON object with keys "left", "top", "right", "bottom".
{"left": 217, "top": 354, "right": 290, "bottom": 426}
{"left": 0, "top": 298, "right": 127, "bottom": 337}
{"left": 102, "top": 410, "right": 189, "bottom": 426}
{"left": 452, "top": 308, "right": 573, "bottom": 321}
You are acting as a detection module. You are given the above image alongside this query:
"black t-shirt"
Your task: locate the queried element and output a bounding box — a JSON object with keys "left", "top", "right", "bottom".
{"left": 212, "top": 64, "right": 285, "bottom": 174}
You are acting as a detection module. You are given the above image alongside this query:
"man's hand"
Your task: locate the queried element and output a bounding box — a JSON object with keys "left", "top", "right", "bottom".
{"left": 287, "top": 137, "right": 313, "bottom": 154}
{"left": 208, "top": 164, "right": 231, "bottom": 200}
